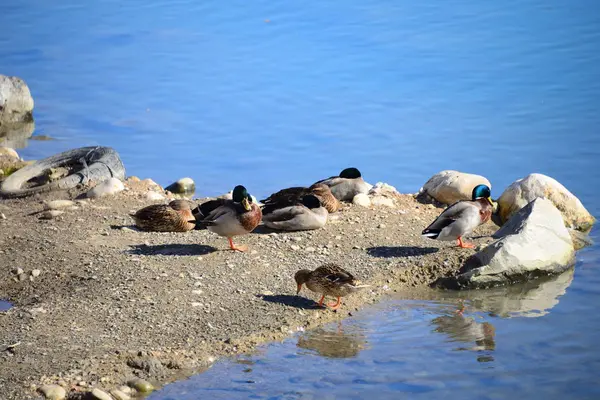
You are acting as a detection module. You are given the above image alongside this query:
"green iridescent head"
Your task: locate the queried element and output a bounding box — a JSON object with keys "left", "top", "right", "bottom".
{"left": 232, "top": 185, "right": 252, "bottom": 211}
{"left": 471, "top": 184, "right": 493, "bottom": 205}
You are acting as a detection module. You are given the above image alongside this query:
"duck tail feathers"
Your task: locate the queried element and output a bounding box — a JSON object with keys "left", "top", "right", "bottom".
{"left": 421, "top": 229, "right": 440, "bottom": 239}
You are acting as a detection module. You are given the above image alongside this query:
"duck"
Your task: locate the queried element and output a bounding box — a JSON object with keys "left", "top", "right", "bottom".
{"left": 262, "top": 194, "right": 328, "bottom": 231}
{"left": 313, "top": 167, "right": 371, "bottom": 201}
{"left": 260, "top": 183, "right": 339, "bottom": 214}
{"left": 421, "top": 184, "right": 494, "bottom": 248}
{"left": 193, "top": 185, "right": 262, "bottom": 252}
{"left": 130, "top": 200, "right": 195, "bottom": 232}
{"left": 295, "top": 263, "right": 369, "bottom": 310}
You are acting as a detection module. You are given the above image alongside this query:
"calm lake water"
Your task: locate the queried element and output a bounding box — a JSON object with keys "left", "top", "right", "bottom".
{"left": 2, "top": 0, "right": 600, "bottom": 398}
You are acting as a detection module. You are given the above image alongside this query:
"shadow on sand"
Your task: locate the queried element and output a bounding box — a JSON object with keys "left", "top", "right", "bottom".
{"left": 128, "top": 243, "right": 217, "bottom": 256}
{"left": 261, "top": 294, "right": 324, "bottom": 310}
{"left": 366, "top": 246, "right": 439, "bottom": 258}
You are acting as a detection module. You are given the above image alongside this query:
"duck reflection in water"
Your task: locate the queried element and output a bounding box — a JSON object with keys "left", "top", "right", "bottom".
{"left": 296, "top": 323, "right": 368, "bottom": 359}
{"left": 431, "top": 311, "right": 496, "bottom": 362}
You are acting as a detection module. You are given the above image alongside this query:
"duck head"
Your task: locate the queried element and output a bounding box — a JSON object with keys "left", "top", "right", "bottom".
{"left": 233, "top": 185, "right": 253, "bottom": 211}
{"left": 472, "top": 184, "right": 493, "bottom": 206}
{"left": 294, "top": 269, "right": 312, "bottom": 293}
{"left": 339, "top": 167, "right": 361, "bottom": 179}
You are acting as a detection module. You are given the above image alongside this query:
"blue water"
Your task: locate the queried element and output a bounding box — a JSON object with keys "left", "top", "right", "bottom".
{"left": 2, "top": 0, "right": 600, "bottom": 398}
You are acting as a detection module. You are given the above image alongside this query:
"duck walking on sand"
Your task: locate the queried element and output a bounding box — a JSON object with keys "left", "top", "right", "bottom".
{"left": 262, "top": 194, "right": 328, "bottom": 231}
{"left": 261, "top": 183, "right": 339, "bottom": 214}
{"left": 313, "top": 167, "right": 371, "bottom": 201}
{"left": 130, "top": 200, "right": 195, "bottom": 232}
{"left": 422, "top": 184, "right": 494, "bottom": 248}
{"left": 295, "top": 264, "right": 369, "bottom": 310}
{"left": 193, "top": 185, "right": 262, "bottom": 252}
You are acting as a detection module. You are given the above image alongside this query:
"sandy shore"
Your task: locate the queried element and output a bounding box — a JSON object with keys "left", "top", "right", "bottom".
{"left": 0, "top": 181, "right": 496, "bottom": 399}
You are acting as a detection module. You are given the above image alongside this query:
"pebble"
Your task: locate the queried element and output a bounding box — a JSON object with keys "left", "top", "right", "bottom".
{"left": 43, "top": 200, "right": 76, "bottom": 210}
{"left": 38, "top": 384, "right": 66, "bottom": 400}
{"left": 86, "top": 177, "right": 125, "bottom": 199}
{"left": 127, "top": 378, "right": 154, "bottom": 393}
{"left": 290, "top": 245, "right": 300, "bottom": 251}
{"left": 0, "top": 212, "right": 6, "bottom": 219}
{"left": 165, "top": 177, "right": 195, "bottom": 196}
{"left": 305, "top": 246, "right": 316, "bottom": 252}
{"left": 378, "top": 224, "right": 387, "bottom": 229}
{"left": 191, "top": 302, "right": 203, "bottom": 307}
{"left": 90, "top": 388, "right": 113, "bottom": 400}
{"left": 352, "top": 193, "right": 371, "bottom": 208}
{"left": 31, "top": 269, "right": 41, "bottom": 277}
{"left": 117, "top": 386, "right": 133, "bottom": 394}
{"left": 261, "top": 290, "right": 274, "bottom": 296}
{"left": 145, "top": 191, "right": 165, "bottom": 201}
{"left": 110, "top": 388, "right": 131, "bottom": 400}
{"left": 291, "top": 237, "right": 302, "bottom": 242}
{"left": 39, "top": 210, "right": 64, "bottom": 220}
{"left": 192, "top": 289, "right": 203, "bottom": 295}
{"left": 14, "top": 267, "right": 24, "bottom": 275}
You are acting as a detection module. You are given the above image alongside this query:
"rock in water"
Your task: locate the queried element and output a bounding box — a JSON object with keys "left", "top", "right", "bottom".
{"left": 0, "top": 75, "right": 34, "bottom": 124}
{"left": 165, "top": 177, "right": 195, "bottom": 197}
{"left": 127, "top": 378, "right": 154, "bottom": 393}
{"left": 496, "top": 173, "right": 595, "bottom": 232}
{"left": 418, "top": 170, "right": 491, "bottom": 205}
{"left": 38, "top": 384, "right": 66, "bottom": 400}
{"left": 434, "top": 198, "right": 575, "bottom": 289}
{"left": 86, "top": 177, "right": 125, "bottom": 199}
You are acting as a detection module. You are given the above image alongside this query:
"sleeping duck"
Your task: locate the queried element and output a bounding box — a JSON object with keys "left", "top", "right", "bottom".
{"left": 260, "top": 183, "right": 339, "bottom": 214}
{"left": 193, "top": 185, "right": 262, "bottom": 252}
{"left": 422, "top": 184, "right": 493, "bottom": 248}
{"left": 295, "top": 263, "right": 369, "bottom": 310}
{"left": 313, "top": 167, "right": 371, "bottom": 201}
{"left": 131, "top": 200, "right": 195, "bottom": 232}
{"left": 262, "top": 194, "right": 328, "bottom": 231}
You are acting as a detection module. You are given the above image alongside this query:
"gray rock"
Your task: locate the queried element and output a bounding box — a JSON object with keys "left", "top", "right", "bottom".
{"left": 418, "top": 170, "right": 491, "bottom": 205}
{"left": 496, "top": 173, "right": 595, "bottom": 232}
{"left": 0, "top": 75, "right": 34, "bottom": 124}
{"left": 38, "top": 384, "right": 66, "bottom": 400}
{"left": 435, "top": 198, "right": 575, "bottom": 289}
{"left": 86, "top": 177, "right": 125, "bottom": 199}
{"left": 31, "top": 269, "right": 41, "bottom": 277}
{"left": 126, "top": 356, "right": 163, "bottom": 375}
{"left": 90, "top": 388, "right": 113, "bottom": 400}
{"left": 166, "top": 177, "right": 195, "bottom": 196}
{"left": 127, "top": 378, "right": 154, "bottom": 393}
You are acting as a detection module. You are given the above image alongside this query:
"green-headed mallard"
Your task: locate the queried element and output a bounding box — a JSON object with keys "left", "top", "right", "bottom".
{"left": 295, "top": 263, "right": 369, "bottom": 310}
{"left": 262, "top": 194, "right": 328, "bottom": 231}
{"left": 314, "top": 167, "right": 371, "bottom": 201}
{"left": 422, "top": 184, "right": 493, "bottom": 248}
{"left": 130, "top": 200, "right": 195, "bottom": 232}
{"left": 194, "top": 185, "right": 262, "bottom": 252}
{"left": 260, "top": 183, "right": 339, "bottom": 214}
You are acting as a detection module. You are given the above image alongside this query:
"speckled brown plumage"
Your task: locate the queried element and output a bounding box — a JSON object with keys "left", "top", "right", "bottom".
{"left": 239, "top": 203, "right": 262, "bottom": 231}
{"left": 476, "top": 198, "right": 493, "bottom": 224}
{"left": 131, "top": 200, "right": 195, "bottom": 232}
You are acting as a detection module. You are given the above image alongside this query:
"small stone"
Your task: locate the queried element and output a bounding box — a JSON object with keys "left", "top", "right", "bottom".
{"left": 18, "top": 273, "right": 26, "bottom": 282}
{"left": 0, "top": 213, "right": 6, "bottom": 220}
{"left": 86, "top": 177, "right": 125, "bottom": 199}
{"left": 77, "top": 381, "right": 88, "bottom": 387}
{"left": 145, "top": 191, "right": 165, "bottom": 201}
{"left": 290, "top": 245, "right": 300, "bottom": 251}
{"left": 91, "top": 388, "right": 113, "bottom": 400}
{"left": 110, "top": 389, "right": 131, "bottom": 400}
{"left": 378, "top": 224, "right": 387, "bottom": 229}
{"left": 14, "top": 267, "right": 24, "bottom": 275}
{"left": 39, "top": 210, "right": 64, "bottom": 220}
{"left": 118, "top": 386, "right": 133, "bottom": 394}
{"left": 165, "top": 177, "right": 195, "bottom": 197}
{"left": 31, "top": 269, "right": 41, "bottom": 277}
{"left": 291, "top": 237, "right": 302, "bottom": 242}
{"left": 352, "top": 245, "right": 361, "bottom": 250}
{"left": 127, "top": 378, "right": 154, "bottom": 393}
{"left": 352, "top": 193, "right": 371, "bottom": 207}
{"left": 38, "top": 384, "right": 66, "bottom": 400}
{"left": 261, "top": 290, "right": 274, "bottom": 296}
{"left": 191, "top": 302, "right": 203, "bottom": 307}
{"left": 192, "top": 289, "right": 203, "bottom": 295}
{"left": 305, "top": 246, "right": 316, "bottom": 252}
{"left": 43, "top": 200, "right": 76, "bottom": 210}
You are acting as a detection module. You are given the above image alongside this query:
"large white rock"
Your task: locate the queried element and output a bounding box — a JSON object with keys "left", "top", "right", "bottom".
{"left": 0, "top": 75, "right": 34, "bottom": 123}
{"left": 435, "top": 198, "right": 575, "bottom": 289}
{"left": 0, "top": 146, "right": 19, "bottom": 160}
{"left": 419, "top": 170, "right": 491, "bottom": 205}
{"left": 497, "top": 173, "right": 595, "bottom": 232}
{"left": 86, "top": 177, "right": 125, "bottom": 199}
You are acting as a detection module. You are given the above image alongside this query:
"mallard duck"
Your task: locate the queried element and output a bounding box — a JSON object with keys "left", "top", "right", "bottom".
{"left": 422, "top": 184, "right": 493, "bottom": 248}
{"left": 193, "top": 185, "right": 262, "bottom": 252}
{"left": 130, "top": 200, "right": 195, "bottom": 232}
{"left": 260, "top": 183, "right": 339, "bottom": 214}
{"left": 314, "top": 167, "right": 371, "bottom": 201}
{"left": 295, "top": 263, "right": 369, "bottom": 310}
{"left": 262, "top": 194, "right": 328, "bottom": 231}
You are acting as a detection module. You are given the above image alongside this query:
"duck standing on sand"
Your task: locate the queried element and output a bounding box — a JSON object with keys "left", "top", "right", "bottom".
{"left": 130, "top": 200, "right": 195, "bottom": 232}
{"left": 262, "top": 194, "right": 328, "bottom": 231}
{"left": 314, "top": 167, "right": 371, "bottom": 201}
{"left": 421, "top": 184, "right": 494, "bottom": 248}
{"left": 295, "top": 264, "right": 369, "bottom": 310}
{"left": 193, "top": 185, "right": 262, "bottom": 252}
{"left": 261, "top": 183, "right": 339, "bottom": 214}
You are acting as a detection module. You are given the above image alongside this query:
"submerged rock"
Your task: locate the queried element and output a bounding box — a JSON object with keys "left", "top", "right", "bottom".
{"left": 434, "top": 198, "right": 575, "bottom": 289}
{"left": 418, "top": 170, "right": 491, "bottom": 205}
{"left": 166, "top": 177, "right": 195, "bottom": 197}
{"left": 87, "top": 177, "right": 125, "bottom": 199}
{"left": 0, "top": 75, "right": 34, "bottom": 124}
{"left": 495, "top": 173, "right": 595, "bottom": 232}
{"left": 127, "top": 378, "right": 154, "bottom": 393}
